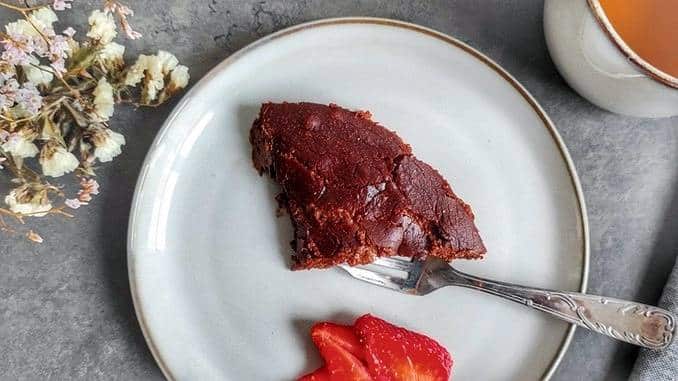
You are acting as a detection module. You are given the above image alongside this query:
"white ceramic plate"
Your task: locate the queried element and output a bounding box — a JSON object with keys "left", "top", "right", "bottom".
{"left": 128, "top": 18, "right": 589, "bottom": 381}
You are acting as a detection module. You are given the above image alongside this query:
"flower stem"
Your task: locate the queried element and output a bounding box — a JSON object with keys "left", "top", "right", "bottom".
{"left": 0, "top": 1, "right": 45, "bottom": 12}
{"left": 0, "top": 96, "right": 65, "bottom": 124}
{"left": 0, "top": 207, "right": 24, "bottom": 224}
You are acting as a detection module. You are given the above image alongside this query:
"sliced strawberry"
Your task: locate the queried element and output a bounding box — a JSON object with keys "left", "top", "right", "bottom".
{"left": 317, "top": 339, "right": 373, "bottom": 381}
{"left": 298, "top": 367, "right": 331, "bottom": 381}
{"left": 311, "top": 322, "right": 365, "bottom": 360}
{"left": 355, "top": 314, "right": 453, "bottom": 381}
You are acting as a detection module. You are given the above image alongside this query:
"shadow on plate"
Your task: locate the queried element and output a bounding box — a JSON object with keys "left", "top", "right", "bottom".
{"left": 237, "top": 103, "right": 297, "bottom": 268}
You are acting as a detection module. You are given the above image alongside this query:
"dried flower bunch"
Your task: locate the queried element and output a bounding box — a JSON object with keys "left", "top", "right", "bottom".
{"left": 0, "top": 0, "right": 190, "bottom": 242}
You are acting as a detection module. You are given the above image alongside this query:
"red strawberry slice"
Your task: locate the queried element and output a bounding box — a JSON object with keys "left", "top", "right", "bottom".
{"left": 355, "top": 314, "right": 453, "bottom": 381}
{"left": 298, "top": 367, "right": 331, "bottom": 381}
{"left": 316, "top": 338, "right": 373, "bottom": 381}
{"left": 299, "top": 322, "right": 373, "bottom": 381}
{"left": 311, "top": 322, "right": 365, "bottom": 360}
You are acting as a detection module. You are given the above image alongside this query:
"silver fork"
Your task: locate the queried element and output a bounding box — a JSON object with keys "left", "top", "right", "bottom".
{"left": 341, "top": 257, "right": 676, "bottom": 350}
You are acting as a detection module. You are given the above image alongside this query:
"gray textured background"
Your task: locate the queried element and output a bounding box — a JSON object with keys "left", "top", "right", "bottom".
{"left": 1, "top": 1, "right": 677, "bottom": 380}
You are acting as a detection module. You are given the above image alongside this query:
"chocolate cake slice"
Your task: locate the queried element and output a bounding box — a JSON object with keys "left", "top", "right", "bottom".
{"left": 250, "top": 102, "right": 485, "bottom": 269}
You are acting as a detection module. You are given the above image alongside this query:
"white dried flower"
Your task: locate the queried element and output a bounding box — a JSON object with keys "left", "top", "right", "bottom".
{"left": 99, "top": 41, "right": 125, "bottom": 66}
{"left": 87, "top": 10, "right": 117, "bottom": 44}
{"left": 92, "top": 128, "right": 125, "bottom": 162}
{"left": 169, "top": 65, "right": 189, "bottom": 89}
{"left": 2, "top": 132, "right": 38, "bottom": 159}
{"left": 142, "top": 54, "right": 164, "bottom": 102}
{"left": 156, "top": 50, "right": 178, "bottom": 74}
{"left": 28, "top": 8, "right": 58, "bottom": 35}
{"left": 4, "top": 187, "right": 52, "bottom": 217}
{"left": 144, "top": 54, "right": 163, "bottom": 78}
{"left": 23, "top": 58, "right": 54, "bottom": 86}
{"left": 5, "top": 19, "right": 38, "bottom": 38}
{"left": 7, "top": 106, "right": 30, "bottom": 119}
{"left": 93, "top": 77, "right": 114, "bottom": 120}
{"left": 0, "top": 4, "right": 190, "bottom": 238}
{"left": 122, "top": 53, "right": 168, "bottom": 102}
{"left": 144, "top": 80, "right": 163, "bottom": 102}
{"left": 62, "top": 27, "right": 76, "bottom": 37}
{"left": 39, "top": 142, "right": 79, "bottom": 177}
{"left": 123, "top": 54, "right": 148, "bottom": 86}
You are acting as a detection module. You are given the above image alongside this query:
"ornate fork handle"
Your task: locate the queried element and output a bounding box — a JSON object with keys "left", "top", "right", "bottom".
{"left": 428, "top": 264, "right": 676, "bottom": 350}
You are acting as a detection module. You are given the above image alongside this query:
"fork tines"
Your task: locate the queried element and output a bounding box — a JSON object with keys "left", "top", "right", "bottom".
{"left": 340, "top": 256, "right": 422, "bottom": 293}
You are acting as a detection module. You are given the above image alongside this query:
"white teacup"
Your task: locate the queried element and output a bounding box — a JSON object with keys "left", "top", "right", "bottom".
{"left": 544, "top": 0, "right": 678, "bottom": 118}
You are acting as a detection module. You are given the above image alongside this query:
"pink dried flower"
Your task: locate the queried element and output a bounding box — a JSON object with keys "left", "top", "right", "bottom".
{"left": 3, "top": 11, "right": 53, "bottom": 61}
{"left": 78, "top": 178, "right": 100, "bottom": 202}
{"left": 0, "top": 2, "right": 189, "bottom": 241}
{"left": 50, "top": 34, "right": 70, "bottom": 58}
{"left": 123, "top": 27, "right": 142, "bottom": 40}
{"left": 0, "top": 77, "right": 19, "bottom": 109}
{"left": 83, "top": 178, "right": 100, "bottom": 194}
{"left": 14, "top": 83, "right": 43, "bottom": 115}
{"left": 33, "top": 40, "right": 50, "bottom": 57}
{"left": 78, "top": 192, "right": 92, "bottom": 203}
{"left": 105, "top": 0, "right": 142, "bottom": 39}
{"left": 52, "top": 0, "right": 73, "bottom": 11}
{"left": 64, "top": 198, "right": 82, "bottom": 209}
{"left": 104, "top": 1, "right": 133, "bottom": 15}
{"left": 44, "top": 35, "right": 71, "bottom": 74}
{"left": 103, "top": 2, "right": 115, "bottom": 13}
{"left": 50, "top": 58, "right": 65, "bottom": 74}
{"left": 1, "top": 39, "right": 33, "bottom": 66}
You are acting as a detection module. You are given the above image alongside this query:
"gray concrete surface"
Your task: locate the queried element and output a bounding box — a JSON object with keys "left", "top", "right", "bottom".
{"left": 1, "top": 1, "right": 676, "bottom": 380}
